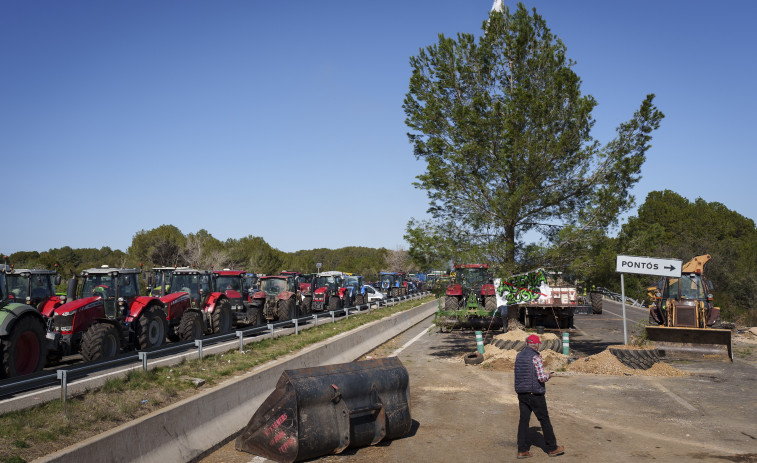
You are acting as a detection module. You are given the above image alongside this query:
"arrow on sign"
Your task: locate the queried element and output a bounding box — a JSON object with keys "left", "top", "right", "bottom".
{"left": 664, "top": 265, "right": 676, "bottom": 271}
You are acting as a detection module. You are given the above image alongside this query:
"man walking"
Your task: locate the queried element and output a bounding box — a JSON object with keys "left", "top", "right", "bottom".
{"left": 514, "top": 334, "right": 564, "bottom": 458}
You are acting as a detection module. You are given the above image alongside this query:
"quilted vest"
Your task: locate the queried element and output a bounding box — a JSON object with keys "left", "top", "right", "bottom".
{"left": 514, "top": 346, "right": 546, "bottom": 394}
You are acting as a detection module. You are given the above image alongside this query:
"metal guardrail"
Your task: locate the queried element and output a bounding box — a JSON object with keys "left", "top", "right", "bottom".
{"left": 0, "top": 291, "right": 430, "bottom": 402}
{"left": 595, "top": 287, "right": 645, "bottom": 308}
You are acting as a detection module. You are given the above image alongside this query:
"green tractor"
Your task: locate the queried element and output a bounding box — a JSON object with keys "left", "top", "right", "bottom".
{"left": 1, "top": 266, "right": 48, "bottom": 378}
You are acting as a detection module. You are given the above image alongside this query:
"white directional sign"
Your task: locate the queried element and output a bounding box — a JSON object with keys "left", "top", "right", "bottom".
{"left": 616, "top": 255, "right": 682, "bottom": 278}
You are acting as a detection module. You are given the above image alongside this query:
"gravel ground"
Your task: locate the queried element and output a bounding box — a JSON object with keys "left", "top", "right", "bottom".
{"left": 199, "top": 301, "right": 757, "bottom": 463}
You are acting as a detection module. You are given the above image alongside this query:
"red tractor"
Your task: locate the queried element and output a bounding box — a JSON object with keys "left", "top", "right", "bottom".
{"left": 280, "top": 271, "right": 315, "bottom": 314}
{"left": 250, "top": 275, "right": 300, "bottom": 323}
{"left": 47, "top": 266, "right": 172, "bottom": 362}
{"left": 312, "top": 272, "right": 344, "bottom": 312}
{"left": 444, "top": 264, "right": 497, "bottom": 312}
{"left": 212, "top": 270, "right": 258, "bottom": 328}
{"left": 158, "top": 268, "right": 238, "bottom": 340}
{"left": 4, "top": 266, "right": 65, "bottom": 315}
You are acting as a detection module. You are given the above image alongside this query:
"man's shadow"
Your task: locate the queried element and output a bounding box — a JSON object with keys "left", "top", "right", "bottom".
{"left": 526, "top": 426, "right": 549, "bottom": 453}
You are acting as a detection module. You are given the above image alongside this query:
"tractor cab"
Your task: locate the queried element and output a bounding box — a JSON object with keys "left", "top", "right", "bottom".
{"left": 315, "top": 274, "right": 340, "bottom": 293}
{"left": 147, "top": 267, "right": 181, "bottom": 297}
{"left": 260, "top": 275, "right": 295, "bottom": 296}
{"left": 454, "top": 265, "right": 490, "bottom": 290}
{"left": 78, "top": 268, "right": 142, "bottom": 319}
{"left": 3, "top": 267, "right": 62, "bottom": 311}
{"left": 169, "top": 269, "right": 213, "bottom": 305}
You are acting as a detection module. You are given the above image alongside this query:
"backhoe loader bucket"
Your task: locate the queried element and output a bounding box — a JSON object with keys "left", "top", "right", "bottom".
{"left": 235, "top": 357, "right": 411, "bottom": 463}
{"left": 645, "top": 326, "right": 732, "bottom": 361}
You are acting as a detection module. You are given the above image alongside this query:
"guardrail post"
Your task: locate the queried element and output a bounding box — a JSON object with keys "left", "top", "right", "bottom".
{"left": 344, "top": 307, "right": 349, "bottom": 319}
{"left": 57, "top": 370, "right": 67, "bottom": 404}
{"left": 236, "top": 331, "right": 245, "bottom": 352}
{"left": 314, "top": 314, "right": 318, "bottom": 326}
{"left": 138, "top": 351, "right": 148, "bottom": 372}
{"left": 294, "top": 318, "right": 299, "bottom": 335}
{"left": 268, "top": 323, "right": 275, "bottom": 339}
{"left": 330, "top": 311, "right": 335, "bottom": 324}
{"left": 195, "top": 339, "right": 204, "bottom": 359}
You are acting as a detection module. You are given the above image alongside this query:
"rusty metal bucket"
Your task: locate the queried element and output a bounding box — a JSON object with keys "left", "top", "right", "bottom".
{"left": 235, "top": 357, "right": 411, "bottom": 463}
{"left": 645, "top": 326, "right": 733, "bottom": 361}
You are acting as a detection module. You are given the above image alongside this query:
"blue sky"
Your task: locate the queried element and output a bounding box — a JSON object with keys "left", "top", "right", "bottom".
{"left": 2, "top": 1, "right": 755, "bottom": 255}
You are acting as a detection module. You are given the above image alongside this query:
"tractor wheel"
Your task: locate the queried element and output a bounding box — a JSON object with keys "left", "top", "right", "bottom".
{"left": 212, "top": 299, "right": 233, "bottom": 333}
{"left": 302, "top": 297, "right": 312, "bottom": 315}
{"left": 81, "top": 323, "right": 121, "bottom": 362}
{"left": 485, "top": 296, "right": 496, "bottom": 312}
{"left": 464, "top": 352, "right": 484, "bottom": 365}
{"left": 1, "top": 316, "right": 47, "bottom": 378}
{"left": 137, "top": 306, "right": 167, "bottom": 350}
{"left": 444, "top": 296, "right": 457, "bottom": 312}
{"left": 356, "top": 294, "right": 365, "bottom": 305}
{"left": 179, "top": 311, "right": 204, "bottom": 341}
{"left": 246, "top": 304, "right": 263, "bottom": 326}
{"left": 277, "top": 298, "right": 294, "bottom": 322}
{"left": 328, "top": 294, "right": 340, "bottom": 312}
{"left": 591, "top": 293, "right": 603, "bottom": 314}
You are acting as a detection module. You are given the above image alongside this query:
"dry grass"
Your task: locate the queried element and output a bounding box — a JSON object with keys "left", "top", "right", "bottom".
{"left": 0, "top": 295, "right": 434, "bottom": 463}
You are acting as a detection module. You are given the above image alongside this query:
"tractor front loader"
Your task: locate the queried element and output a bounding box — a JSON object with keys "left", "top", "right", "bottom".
{"left": 646, "top": 254, "right": 732, "bottom": 360}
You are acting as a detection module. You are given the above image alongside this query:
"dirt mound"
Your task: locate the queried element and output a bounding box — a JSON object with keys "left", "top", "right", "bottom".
{"left": 493, "top": 328, "right": 559, "bottom": 343}
{"left": 480, "top": 342, "right": 568, "bottom": 371}
{"left": 566, "top": 349, "right": 687, "bottom": 377}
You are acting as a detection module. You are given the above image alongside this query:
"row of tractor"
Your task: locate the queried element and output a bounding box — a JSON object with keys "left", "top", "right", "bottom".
{"left": 0, "top": 264, "right": 418, "bottom": 379}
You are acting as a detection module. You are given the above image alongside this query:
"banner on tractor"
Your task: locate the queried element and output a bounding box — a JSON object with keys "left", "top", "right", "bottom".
{"left": 495, "top": 269, "right": 550, "bottom": 307}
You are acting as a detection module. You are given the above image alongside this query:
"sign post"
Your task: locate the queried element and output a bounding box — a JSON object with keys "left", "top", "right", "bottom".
{"left": 615, "top": 255, "right": 682, "bottom": 345}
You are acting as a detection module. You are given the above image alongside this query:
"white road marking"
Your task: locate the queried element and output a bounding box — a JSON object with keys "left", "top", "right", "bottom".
{"left": 648, "top": 379, "right": 697, "bottom": 411}
{"left": 390, "top": 324, "right": 434, "bottom": 357}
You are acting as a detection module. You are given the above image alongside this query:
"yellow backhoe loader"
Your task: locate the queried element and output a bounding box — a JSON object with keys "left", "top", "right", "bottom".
{"left": 646, "top": 254, "right": 732, "bottom": 360}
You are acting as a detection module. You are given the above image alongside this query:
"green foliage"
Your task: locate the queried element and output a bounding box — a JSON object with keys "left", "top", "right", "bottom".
{"left": 3, "top": 230, "right": 391, "bottom": 280}
{"left": 127, "top": 225, "right": 187, "bottom": 268}
{"left": 617, "top": 190, "right": 757, "bottom": 321}
{"left": 403, "top": 3, "right": 663, "bottom": 268}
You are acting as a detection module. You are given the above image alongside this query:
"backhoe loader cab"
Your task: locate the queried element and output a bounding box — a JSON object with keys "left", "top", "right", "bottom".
{"left": 646, "top": 254, "right": 732, "bottom": 360}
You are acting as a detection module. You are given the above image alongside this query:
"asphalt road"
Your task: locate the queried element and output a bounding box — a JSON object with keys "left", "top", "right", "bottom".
{"left": 199, "top": 299, "right": 757, "bottom": 463}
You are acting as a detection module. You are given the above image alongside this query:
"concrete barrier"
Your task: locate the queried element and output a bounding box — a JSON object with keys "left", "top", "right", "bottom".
{"left": 37, "top": 298, "right": 437, "bottom": 463}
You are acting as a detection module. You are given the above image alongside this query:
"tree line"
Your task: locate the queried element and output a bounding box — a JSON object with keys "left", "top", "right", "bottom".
{"left": 2, "top": 226, "right": 413, "bottom": 283}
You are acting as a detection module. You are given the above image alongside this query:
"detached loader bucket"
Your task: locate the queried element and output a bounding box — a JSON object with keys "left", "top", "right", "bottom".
{"left": 235, "top": 357, "right": 411, "bottom": 463}
{"left": 645, "top": 326, "right": 732, "bottom": 361}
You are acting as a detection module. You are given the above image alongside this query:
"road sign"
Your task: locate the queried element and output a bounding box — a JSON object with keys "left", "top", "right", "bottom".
{"left": 616, "top": 255, "right": 682, "bottom": 278}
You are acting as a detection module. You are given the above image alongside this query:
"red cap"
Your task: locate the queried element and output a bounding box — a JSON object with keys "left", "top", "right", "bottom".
{"left": 526, "top": 335, "right": 541, "bottom": 344}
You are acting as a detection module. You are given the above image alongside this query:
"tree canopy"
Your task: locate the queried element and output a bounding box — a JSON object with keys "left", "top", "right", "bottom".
{"left": 403, "top": 3, "right": 663, "bottom": 272}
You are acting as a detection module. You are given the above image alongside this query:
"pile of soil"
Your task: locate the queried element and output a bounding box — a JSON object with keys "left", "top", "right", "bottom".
{"left": 492, "top": 328, "right": 560, "bottom": 344}
{"left": 481, "top": 343, "right": 568, "bottom": 371}
{"left": 475, "top": 329, "right": 567, "bottom": 371}
{"left": 566, "top": 349, "right": 687, "bottom": 377}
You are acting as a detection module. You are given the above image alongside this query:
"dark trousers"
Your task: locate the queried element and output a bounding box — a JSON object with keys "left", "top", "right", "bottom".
{"left": 517, "top": 392, "right": 557, "bottom": 453}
